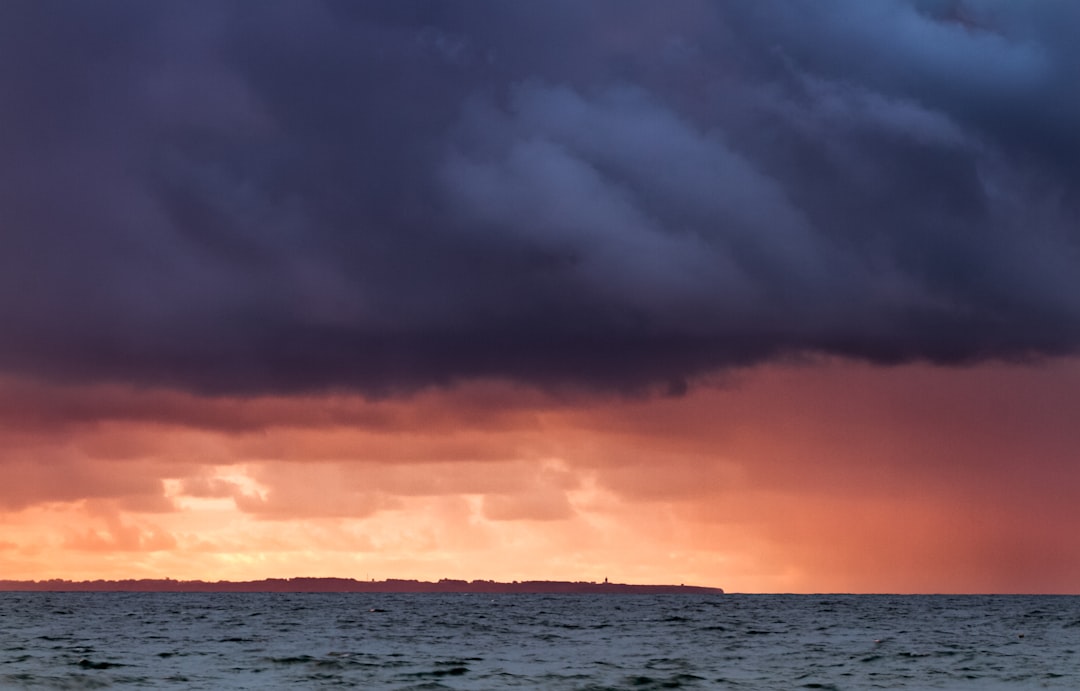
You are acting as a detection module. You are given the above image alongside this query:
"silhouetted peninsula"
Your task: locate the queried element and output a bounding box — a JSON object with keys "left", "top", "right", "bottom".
{"left": 0, "top": 577, "right": 723, "bottom": 595}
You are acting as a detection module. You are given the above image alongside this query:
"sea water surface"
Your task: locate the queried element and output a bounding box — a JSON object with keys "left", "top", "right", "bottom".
{"left": 1, "top": 593, "right": 1078, "bottom": 689}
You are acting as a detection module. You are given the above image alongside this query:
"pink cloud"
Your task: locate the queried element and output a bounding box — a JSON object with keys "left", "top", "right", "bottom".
{"left": 1, "top": 359, "right": 1079, "bottom": 592}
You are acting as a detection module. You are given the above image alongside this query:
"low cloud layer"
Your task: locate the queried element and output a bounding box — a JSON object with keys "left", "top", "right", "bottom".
{"left": 3, "top": 360, "right": 1080, "bottom": 591}
{"left": 2, "top": 1, "right": 1079, "bottom": 394}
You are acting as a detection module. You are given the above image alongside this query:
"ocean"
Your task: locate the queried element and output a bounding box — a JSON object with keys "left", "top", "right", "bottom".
{"left": 1, "top": 593, "right": 1077, "bottom": 689}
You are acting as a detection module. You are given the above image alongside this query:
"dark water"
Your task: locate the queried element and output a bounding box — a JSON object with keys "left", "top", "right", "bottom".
{"left": 1, "top": 593, "right": 1078, "bottom": 689}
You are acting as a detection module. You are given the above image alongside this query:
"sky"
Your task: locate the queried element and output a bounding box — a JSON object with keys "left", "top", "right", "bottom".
{"left": 1, "top": 0, "right": 1079, "bottom": 593}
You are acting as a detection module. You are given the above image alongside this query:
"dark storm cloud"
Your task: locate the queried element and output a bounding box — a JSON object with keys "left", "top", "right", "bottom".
{"left": 1, "top": 0, "right": 1078, "bottom": 394}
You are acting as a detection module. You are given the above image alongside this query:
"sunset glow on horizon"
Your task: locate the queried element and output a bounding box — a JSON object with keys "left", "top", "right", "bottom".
{"left": 3, "top": 1, "right": 1080, "bottom": 594}
{"left": 4, "top": 358, "right": 1080, "bottom": 594}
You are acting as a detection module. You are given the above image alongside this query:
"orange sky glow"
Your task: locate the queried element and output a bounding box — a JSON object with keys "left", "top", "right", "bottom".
{"left": 3, "top": 357, "right": 1078, "bottom": 594}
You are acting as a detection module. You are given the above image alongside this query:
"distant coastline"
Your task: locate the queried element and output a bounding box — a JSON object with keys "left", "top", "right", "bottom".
{"left": 0, "top": 577, "right": 723, "bottom": 595}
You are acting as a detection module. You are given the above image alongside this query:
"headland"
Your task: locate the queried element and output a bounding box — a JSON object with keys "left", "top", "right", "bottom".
{"left": 0, "top": 577, "right": 722, "bottom": 594}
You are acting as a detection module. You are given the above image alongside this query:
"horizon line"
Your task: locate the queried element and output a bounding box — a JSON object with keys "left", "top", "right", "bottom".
{"left": 0, "top": 576, "right": 725, "bottom": 595}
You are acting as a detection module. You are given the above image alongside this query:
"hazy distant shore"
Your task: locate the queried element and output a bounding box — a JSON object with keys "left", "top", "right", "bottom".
{"left": 0, "top": 577, "right": 723, "bottom": 595}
